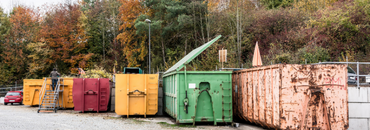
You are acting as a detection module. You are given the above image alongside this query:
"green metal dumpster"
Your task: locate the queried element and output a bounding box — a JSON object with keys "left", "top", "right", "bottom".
{"left": 163, "top": 35, "right": 232, "bottom": 125}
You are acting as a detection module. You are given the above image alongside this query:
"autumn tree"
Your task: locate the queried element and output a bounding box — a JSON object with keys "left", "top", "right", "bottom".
{"left": 83, "top": 0, "right": 122, "bottom": 72}
{"left": 0, "top": 7, "right": 11, "bottom": 84}
{"left": 0, "top": 7, "right": 10, "bottom": 43}
{"left": 0, "top": 6, "right": 41, "bottom": 84}
{"left": 117, "top": 0, "right": 146, "bottom": 68}
{"left": 41, "top": 2, "right": 93, "bottom": 74}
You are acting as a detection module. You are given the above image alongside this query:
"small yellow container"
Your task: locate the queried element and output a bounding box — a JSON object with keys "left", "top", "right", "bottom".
{"left": 23, "top": 78, "right": 74, "bottom": 108}
{"left": 115, "top": 74, "right": 158, "bottom": 117}
{"left": 23, "top": 79, "right": 43, "bottom": 106}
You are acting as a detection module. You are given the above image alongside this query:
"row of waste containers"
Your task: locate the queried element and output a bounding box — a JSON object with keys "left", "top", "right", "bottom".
{"left": 23, "top": 72, "right": 161, "bottom": 116}
{"left": 22, "top": 35, "right": 349, "bottom": 129}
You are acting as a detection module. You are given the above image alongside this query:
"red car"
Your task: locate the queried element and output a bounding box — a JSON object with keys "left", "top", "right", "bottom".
{"left": 4, "top": 91, "right": 23, "bottom": 105}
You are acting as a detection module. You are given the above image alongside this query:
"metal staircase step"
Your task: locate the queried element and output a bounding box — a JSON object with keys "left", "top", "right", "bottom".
{"left": 40, "top": 108, "right": 56, "bottom": 109}
{"left": 42, "top": 103, "right": 56, "bottom": 104}
{"left": 41, "top": 105, "right": 56, "bottom": 108}
{"left": 44, "top": 98, "right": 55, "bottom": 99}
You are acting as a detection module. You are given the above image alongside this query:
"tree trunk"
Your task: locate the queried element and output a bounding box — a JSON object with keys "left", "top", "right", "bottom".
{"left": 185, "top": 39, "right": 187, "bottom": 56}
{"left": 161, "top": 38, "right": 166, "bottom": 68}
{"left": 199, "top": 4, "right": 205, "bottom": 43}
{"left": 237, "top": 0, "right": 240, "bottom": 67}
{"left": 193, "top": 1, "right": 197, "bottom": 46}
{"left": 205, "top": 6, "right": 210, "bottom": 42}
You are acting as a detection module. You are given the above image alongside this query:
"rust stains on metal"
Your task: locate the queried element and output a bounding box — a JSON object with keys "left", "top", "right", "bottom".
{"left": 232, "top": 64, "right": 348, "bottom": 130}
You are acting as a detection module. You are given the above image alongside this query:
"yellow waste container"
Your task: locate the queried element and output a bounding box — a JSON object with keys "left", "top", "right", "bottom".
{"left": 23, "top": 79, "right": 43, "bottom": 106}
{"left": 115, "top": 74, "right": 159, "bottom": 117}
{"left": 23, "top": 78, "right": 74, "bottom": 108}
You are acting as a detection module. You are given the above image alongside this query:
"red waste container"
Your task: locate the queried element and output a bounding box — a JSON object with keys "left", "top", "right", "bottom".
{"left": 73, "top": 78, "right": 110, "bottom": 112}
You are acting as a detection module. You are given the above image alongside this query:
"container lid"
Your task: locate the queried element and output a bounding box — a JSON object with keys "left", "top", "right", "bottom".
{"left": 164, "top": 35, "right": 222, "bottom": 74}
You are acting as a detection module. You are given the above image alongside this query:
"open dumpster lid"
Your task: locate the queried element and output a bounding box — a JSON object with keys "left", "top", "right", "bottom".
{"left": 164, "top": 35, "right": 222, "bottom": 74}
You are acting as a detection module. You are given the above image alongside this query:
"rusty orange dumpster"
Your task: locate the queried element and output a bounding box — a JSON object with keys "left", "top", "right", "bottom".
{"left": 115, "top": 74, "right": 159, "bottom": 117}
{"left": 232, "top": 64, "right": 349, "bottom": 129}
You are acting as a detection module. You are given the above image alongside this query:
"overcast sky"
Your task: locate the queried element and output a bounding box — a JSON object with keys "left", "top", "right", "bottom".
{"left": 0, "top": 0, "right": 78, "bottom": 13}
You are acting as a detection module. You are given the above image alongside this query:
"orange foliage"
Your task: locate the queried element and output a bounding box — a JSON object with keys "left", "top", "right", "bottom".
{"left": 1, "top": 6, "right": 41, "bottom": 71}
{"left": 117, "top": 0, "right": 145, "bottom": 67}
{"left": 206, "top": 0, "right": 220, "bottom": 12}
{"left": 40, "top": 3, "right": 92, "bottom": 70}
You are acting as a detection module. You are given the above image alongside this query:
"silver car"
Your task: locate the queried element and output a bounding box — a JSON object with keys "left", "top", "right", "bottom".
{"left": 348, "top": 67, "right": 357, "bottom": 84}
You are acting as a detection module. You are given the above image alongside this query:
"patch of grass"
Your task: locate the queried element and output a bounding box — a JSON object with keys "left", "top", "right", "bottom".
{"left": 157, "top": 122, "right": 196, "bottom": 128}
{"left": 131, "top": 118, "right": 147, "bottom": 124}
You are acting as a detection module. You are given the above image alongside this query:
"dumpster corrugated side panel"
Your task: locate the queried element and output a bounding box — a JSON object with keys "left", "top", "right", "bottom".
{"left": 233, "top": 64, "right": 348, "bottom": 129}
{"left": 99, "top": 78, "right": 110, "bottom": 112}
{"left": 60, "top": 78, "right": 74, "bottom": 108}
{"left": 146, "top": 75, "right": 159, "bottom": 115}
{"left": 164, "top": 73, "right": 177, "bottom": 118}
{"left": 72, "top": 78, "right": 83, "bottom": 111}
{"left": 280, "top": 64, "right": 348, "bottom": 129}
{"left": 115, "top": 74, "right": 158, "bottom": 116}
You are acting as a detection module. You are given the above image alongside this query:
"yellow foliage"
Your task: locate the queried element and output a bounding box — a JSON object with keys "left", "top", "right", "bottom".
{"left": 293, "top": 0, "right": 337, "bottom": 13}
{"left": 117, "top": 0, "right": 146, "bottom": 67}
{"left": 81, "top": 66, "right": 113, "bottom": 80}
{"left": 339, "top": 50, "right": 356, "bottom": 62}
{"left": 26, "top": 42, "right": 53, "bottom": 74}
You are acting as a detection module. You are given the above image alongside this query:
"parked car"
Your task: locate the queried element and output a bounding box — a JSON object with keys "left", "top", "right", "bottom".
{"left": 4, "top": 91, "right": 23, "bottom": 105}
{"left": 348, "top": 67, "right": 357, "bottom": 84}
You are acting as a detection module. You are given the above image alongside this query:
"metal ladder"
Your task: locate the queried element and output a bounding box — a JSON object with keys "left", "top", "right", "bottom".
{"left": 222, "top": 85, "right": 233, "bottom": 123}
{"left": 37, "top": 78, "right": 64, "bottom": 113}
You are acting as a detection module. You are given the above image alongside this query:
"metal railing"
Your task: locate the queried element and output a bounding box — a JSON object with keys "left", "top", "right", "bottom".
{"left": 38, "top": 78, "right": 48, "bottom": 107}
{"left": 317, "top": 61, "right": 370, "bottom": 89}
{"left": 0, "top": 85, "right": 23, "bottom": 97}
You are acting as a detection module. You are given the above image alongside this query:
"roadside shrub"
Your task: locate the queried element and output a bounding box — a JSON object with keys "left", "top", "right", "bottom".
{"left": 297, "top": 43, "right": 330, "bottom": 64}
{"left": 274, "top": 52, "right": 292, "bottom": 64}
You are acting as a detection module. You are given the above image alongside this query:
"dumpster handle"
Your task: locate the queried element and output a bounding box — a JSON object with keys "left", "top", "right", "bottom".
{"left": 85, "top": 90, "right": 97, "bottom": 94}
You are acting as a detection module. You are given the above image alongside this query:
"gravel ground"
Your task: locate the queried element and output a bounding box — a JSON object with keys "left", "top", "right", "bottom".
{"left": 0, "top": 104, "right": 264, "bottom": 130}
